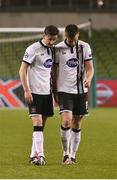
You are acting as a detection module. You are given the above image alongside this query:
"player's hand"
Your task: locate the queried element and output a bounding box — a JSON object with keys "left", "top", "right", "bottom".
{"left": 84, "top": 79, "right": 91, "bottom": 88}
{"left": 24, "top": 90, "right": 33, "bottom": 104}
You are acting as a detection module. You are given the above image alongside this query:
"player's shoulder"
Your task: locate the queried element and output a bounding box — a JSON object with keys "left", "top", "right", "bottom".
{"left": 78, "top": 40, "right": 90, "bottom": 48}
{"left": 79, "top": 40, "right": 90, "bottom": 47}
{"left": 55, "top": 41, "right": 66, "bottom": 48}
{"left": 26, "top": 41, "right": 40, "bottom": 52}
{"left": 55, "top": 41, "right": 67, "bottom": 52}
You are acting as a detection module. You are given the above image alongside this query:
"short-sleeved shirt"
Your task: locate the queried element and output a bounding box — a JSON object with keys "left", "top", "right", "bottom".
{"left": 23, "top": 40, "right": 53, "bottom": 95}
{"left": 55, "top": 40, "right": 93, "bottom": 94}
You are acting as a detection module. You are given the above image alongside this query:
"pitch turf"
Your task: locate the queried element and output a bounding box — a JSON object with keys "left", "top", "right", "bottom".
{"left": 0, "top": 108, "right": 117, "bottom": 179}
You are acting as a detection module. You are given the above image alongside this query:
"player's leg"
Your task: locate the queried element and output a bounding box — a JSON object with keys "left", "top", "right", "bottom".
{"left": 30, "top": 94, "right": 53, "bottom": 165}
{"left": 30, "top": 116, "right": 47, "bottom": 163}
{"left": 28, "top": 94, "right": 51, "bottom": 165}
{"left": 30, "top": 115, "right": 47, "bottom": 163}
{"left": 69, "top": 93, "right": 88, "bottom": 164}
{"left": 30, "top": 115, "right": 46, "bottom": 165}
{"left": 60, "top": 111, "right": 72, "bottom": 164}
{"left": 29, "top": 117, "right": 43, "bottom": 161}
{"left": 58, "top": 92, "right": 73, "bottom": 164}
{"left": 70, "top": 116, "right": 83, "bottom": 164}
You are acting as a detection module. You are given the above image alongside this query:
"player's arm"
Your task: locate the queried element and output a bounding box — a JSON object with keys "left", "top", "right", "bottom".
{"left": 84, "top": 60, "right": 94, "bottom": 88}
{"left": 19, "top": 62, "right": 33, "bottom": 104}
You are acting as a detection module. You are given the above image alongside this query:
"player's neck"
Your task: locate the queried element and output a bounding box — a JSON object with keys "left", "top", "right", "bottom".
{"left": 65, "top": 39, "right": 78, "bottom": 47}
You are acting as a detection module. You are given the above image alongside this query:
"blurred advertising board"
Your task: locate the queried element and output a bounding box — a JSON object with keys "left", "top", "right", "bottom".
{"left": 0, "top": 79, "right": 117, "bottom": 108}
{"left": 96, "top": 80, "right": 117, "bottom": 107}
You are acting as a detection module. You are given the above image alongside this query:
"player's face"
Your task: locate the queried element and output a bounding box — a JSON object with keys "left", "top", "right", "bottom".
{"left": 66, "top": 33, "right": 79, "bottom": 46}
{"left": 43, "top": 34, "right": 58, "bottom": 47}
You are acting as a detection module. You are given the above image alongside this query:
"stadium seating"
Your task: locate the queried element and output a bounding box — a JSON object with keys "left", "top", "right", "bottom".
{"left": 80, "top": 29, "right": 117, "bottom": 79}
{"left": 0, "top": 29, "right": 117, "bottom": 79}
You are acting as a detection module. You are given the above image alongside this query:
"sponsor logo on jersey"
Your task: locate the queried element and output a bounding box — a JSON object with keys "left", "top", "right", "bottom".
{"left": 43, "top": 59, "right": 53, "bottom": 68}
{"left": 66, "top": 58, "right": 79, "bottom": 67}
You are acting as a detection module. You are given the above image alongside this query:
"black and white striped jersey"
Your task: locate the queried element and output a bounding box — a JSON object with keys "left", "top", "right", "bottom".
{"left": 55, "top": 40, "right": 93, "bottom": 94}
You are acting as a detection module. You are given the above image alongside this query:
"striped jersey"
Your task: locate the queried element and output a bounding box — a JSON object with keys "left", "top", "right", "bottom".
{"left": 23, "top": 40, "right": 53, "bottom": 95}
{"left": 55, "top": 40, "right": 93, "bottom": 94}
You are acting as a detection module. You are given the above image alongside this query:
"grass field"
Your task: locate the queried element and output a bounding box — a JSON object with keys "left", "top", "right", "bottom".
{"left": 0, "top": 108, "right": 117, "bottom": 179}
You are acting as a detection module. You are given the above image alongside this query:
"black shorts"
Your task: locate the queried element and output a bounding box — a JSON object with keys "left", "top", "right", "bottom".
{"left": 28, "top": 93, "right": 54, "bottom": 117}
{"left": 58, "top": 92, "right": 88, "bottom": 116}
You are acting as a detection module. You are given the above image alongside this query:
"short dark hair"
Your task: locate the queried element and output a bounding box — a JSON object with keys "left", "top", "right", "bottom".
{"left": 65, "top": 24, "right": 79, "bottom": 38}
{"left": 44, "top": 25, "right": 59, "bottom": 36}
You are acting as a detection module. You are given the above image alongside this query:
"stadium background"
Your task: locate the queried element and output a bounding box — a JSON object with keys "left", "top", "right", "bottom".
{"left": 0, "top": 0, "right": 117, "bottom": 179}
{"left": 0, "top": 0, "right": 117, "bottom": 108}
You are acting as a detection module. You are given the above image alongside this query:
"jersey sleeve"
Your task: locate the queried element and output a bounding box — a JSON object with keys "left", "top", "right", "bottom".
{"left": 84, "top": 43, "right": 93, "bottom": 61}
{"left": 23, "top": 45, "right": 36, "bottom": 64}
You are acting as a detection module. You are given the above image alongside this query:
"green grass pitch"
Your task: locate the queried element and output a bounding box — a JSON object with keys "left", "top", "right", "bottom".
{"left": 0, "top": 108, "right": 117, "bottom": 179}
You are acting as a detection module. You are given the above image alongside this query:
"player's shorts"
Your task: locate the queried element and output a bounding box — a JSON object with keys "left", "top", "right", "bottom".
{"left": 28, "top": 93, "right": 54, "bottom": 117}
{"left": 58, "top": 92, "right": 89, "bottom": 116}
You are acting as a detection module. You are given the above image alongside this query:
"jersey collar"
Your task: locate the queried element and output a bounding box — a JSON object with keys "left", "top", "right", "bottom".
{"left": 39, "top": 38, "right": 50, "bottom": 54}
{"left": 64, "top": 39, "right": 78, "bottom": 48}
{"left": 39, "top": 38, "right": 49, "bottom": 48}
{"left": 64, "top": 39, "right": 78, "bottom": 53}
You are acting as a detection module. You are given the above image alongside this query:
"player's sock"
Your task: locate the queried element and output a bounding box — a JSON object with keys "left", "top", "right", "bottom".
{"left": 33, "top": 126, "right": 44, "bottom": 157}
{"left": 60, "top": 126, "right": 71, "bottom": 156}
{"left": 30, "top": 135, "right": 36, "bottom": 158}
{"left": 70, "top": 128, "right": 81, "bottom": 159}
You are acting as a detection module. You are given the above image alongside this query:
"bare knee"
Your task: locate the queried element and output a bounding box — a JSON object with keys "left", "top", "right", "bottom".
{"left": 61, "top": 111, "right": 72, "bottom": 128}
{"left": 72, "top": 116, "right": 83, "bottom": 129}
{"left": 31, "top": 115, "right": 43, "bottom": 126}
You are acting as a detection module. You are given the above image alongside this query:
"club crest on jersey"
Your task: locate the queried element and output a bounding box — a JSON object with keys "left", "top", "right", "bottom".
{"left": 24, "top": 52, "right": 29, "bottom": 58}
{"left": 44, "top": 59, "right": 53, "bottom": 68}
{"left": 66, "top": 58, "right": 79, "bottom": 67}
{"left": 89, "top": 54, "right": 92, "bottom": 57}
